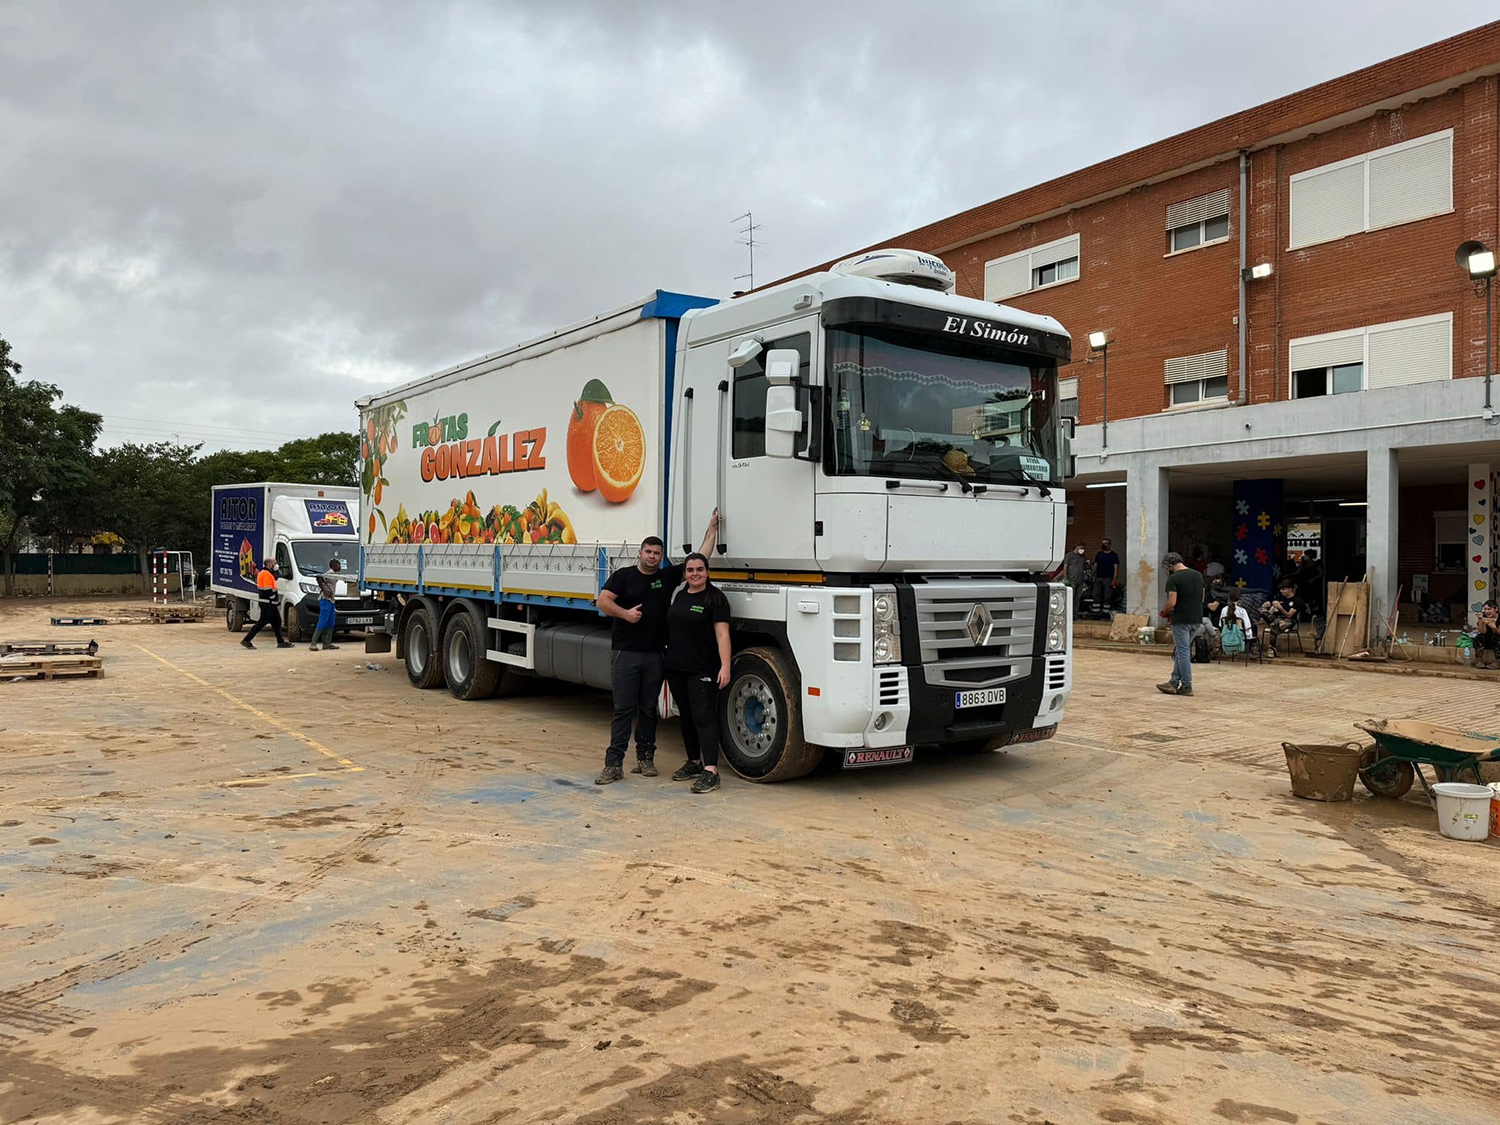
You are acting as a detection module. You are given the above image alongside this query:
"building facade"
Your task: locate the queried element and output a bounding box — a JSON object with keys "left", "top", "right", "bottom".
{"left": 792, "top": 22, "right": 1500, "bottom": 627}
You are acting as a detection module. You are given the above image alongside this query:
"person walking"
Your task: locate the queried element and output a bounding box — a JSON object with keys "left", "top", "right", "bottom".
{"left": 1157, "top": 551, "right": 1204, "bottom": 696}
{"left": 241, "top": 558, "right": 293, "bottom": 650}
{"left": 1092, "top": 539, "right": 1120, "bottom": 616}
{"left": 594, "top": 509, "right": 720, "bottom": 784}
{"left": 664, "top": 553, "right": 732, "bottom": 793}
{"left": 1064, "top": 544, "right": 1088, "bottom": 615}
{"left": 308, "top": 559, "right": 343, "bottom": 652}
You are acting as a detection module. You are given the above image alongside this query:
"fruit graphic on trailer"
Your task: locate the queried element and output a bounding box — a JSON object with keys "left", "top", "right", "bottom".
{"left": 567, "top": 378, "right": 614, "bottom": 492}
{"left": 593, "top": 404, "right": 644, "bottom": 504}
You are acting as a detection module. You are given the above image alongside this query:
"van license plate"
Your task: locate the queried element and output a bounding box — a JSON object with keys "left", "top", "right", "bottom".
{"left": 344, "top": 615, "right": 375, "bottom": 626}
{"left": 843, "top": 747, "right": 914, "bottom": 769}
{"left": 955, "top": 688, "right": 1006, "bottom": 709}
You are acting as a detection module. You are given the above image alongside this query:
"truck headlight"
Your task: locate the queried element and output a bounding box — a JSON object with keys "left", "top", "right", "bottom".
{"left": 1045, "top": 583, "right": 1068, "bottom": 654}
{"left": 299, "top": 581, "right": 318, "bottom": 594}
{"left": 872, "top": 583, "right": 901, "bottom": 664}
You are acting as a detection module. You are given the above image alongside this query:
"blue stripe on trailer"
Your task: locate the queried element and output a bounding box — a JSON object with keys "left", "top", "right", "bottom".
{"left": 638, "top": 290, "right": 716, "bottom": 322}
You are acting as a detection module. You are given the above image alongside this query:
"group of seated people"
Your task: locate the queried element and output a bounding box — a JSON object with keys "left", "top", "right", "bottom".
{"left": 1197, "top": 580, "right": 1308, "bottom": 658}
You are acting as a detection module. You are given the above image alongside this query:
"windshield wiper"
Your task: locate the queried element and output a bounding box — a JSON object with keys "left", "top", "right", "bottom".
{"left": 986, "top": 467, "right": 1053, "bottom": 497}
{"left": 929, "top": 457, "right": 974, "bottom": 495}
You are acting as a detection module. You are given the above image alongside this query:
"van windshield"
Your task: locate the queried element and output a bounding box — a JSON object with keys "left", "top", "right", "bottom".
{"left": 827, "top": 326, "right": 1060, "bottom": 486}
{"left": 292, "top": 541, "right": 357, "bottom": 576}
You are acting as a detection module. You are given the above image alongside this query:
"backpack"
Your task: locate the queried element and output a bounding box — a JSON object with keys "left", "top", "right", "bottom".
{"left": 1221, "top": 622, "right": 1246, "bottom": 656}
{"left": 1191, "top": 632, "right": 1212, "bottom": 664}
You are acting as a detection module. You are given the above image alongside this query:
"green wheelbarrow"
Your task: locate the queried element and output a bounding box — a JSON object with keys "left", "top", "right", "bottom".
{"left": 1353, "top": 718, "right": 1500, "bottom": 800}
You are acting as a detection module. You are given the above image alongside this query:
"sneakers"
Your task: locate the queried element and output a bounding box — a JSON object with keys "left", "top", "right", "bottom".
{"left": 594, "top": 765, "right": 624, "bottom": 785}
{"left": 671, "top": 760, "right": 705, "bottom": 781}
{"left": 308, "top": 644, "right": 320, "bottom": 651}
{"left": 276, "top": 641, "right": 294, "bottom": 649}
{"left": 630, "top": 759, "right": 658, "bottom": 777}
{"left": 240, "top": 638, "right": 255, "bottom": 649}
{"left": 690, "top": 769, "right": 721, "bottom": 793}
{"left": 1157, "top": 682, "right": 1193, "bottom": 697}
{"left": 1176, "top": 686, "right": 1193, "bottom": 696}
{"left": 324, "top": 644, "right": 340, "bottom": 650}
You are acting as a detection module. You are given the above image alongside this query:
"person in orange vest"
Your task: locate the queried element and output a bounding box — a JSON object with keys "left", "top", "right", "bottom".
{"left": 241, "top": 558, "right": 292, "bottom": 649}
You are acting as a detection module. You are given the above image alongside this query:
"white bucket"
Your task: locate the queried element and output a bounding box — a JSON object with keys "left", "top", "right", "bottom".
{"left": 1137, "top": 626, "right": 1155, "bottom": 646}
{"left": 1432, "top": 782, "right": 1493, "bottom": 842}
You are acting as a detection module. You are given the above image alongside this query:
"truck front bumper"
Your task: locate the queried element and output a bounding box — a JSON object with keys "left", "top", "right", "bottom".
{"left": 902, "top": 653, "right": 1069, "bottom": 747}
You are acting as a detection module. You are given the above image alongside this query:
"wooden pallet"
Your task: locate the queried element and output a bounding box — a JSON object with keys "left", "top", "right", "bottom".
{"left": 51, "top": 616, "right": 109, "bottom": 627}
{"left": 1, "top": 654, "right": 103, "bottom": 681}
{"left": 0, "top": 639, "right": 98, "bottom": 657}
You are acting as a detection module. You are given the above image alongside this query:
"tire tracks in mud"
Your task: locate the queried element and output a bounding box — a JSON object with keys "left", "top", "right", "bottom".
{"left": 0, "top": 754, "right": 443, "bottom": 1035}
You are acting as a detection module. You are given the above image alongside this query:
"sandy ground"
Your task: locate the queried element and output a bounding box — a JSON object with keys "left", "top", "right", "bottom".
{"left": 1, "top": 597, "right": 1497, "bottom": 1125}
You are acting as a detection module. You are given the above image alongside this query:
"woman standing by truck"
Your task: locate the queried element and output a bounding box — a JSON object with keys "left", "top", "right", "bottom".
{"left": 666, "top": 553, "right": 731, "bottom": 793}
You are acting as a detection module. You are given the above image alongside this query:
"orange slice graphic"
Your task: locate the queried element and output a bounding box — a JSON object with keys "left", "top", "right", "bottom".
{"left": 593, "top": 404, "right": 644, "bottom": 504}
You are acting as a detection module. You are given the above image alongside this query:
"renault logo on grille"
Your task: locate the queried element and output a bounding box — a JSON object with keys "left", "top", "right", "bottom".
{"left": 966, "top": 603, "right": 994, "bottom": 646}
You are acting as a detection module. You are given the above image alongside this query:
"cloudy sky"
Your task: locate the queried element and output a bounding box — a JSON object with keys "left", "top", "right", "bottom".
{"left": 1, "top": 2, "right": 1495, "bottom": 452}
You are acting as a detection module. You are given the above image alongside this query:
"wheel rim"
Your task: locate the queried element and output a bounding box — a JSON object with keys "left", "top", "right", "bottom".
{"left": 448, "top": 626, "right": 471, "bottom": 683}
{"left": 727, "top": 672, "right": 779, "bottom": 763}
{"left": 409, "top": 620, "right": 429, "bottom": 674}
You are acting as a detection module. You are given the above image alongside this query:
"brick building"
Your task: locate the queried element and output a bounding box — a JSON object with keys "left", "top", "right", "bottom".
{"left": 789, "top": 22, "right": 1500, "bottom": 629}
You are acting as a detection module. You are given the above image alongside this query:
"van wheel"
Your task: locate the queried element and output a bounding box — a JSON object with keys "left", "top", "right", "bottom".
{"left": 719, "top": 647, "right": 819, "bottom": 782}
{"left": 443, "top": 610, "right": 501, "bottom": 700}
{"left": 226, "top": 603, "right": 245, "bottom": 633}
{"left": 284, "top": 604, "right": 304, "bottom": 643}
{"left": 403, "top": 605, "right": 445, "bottom": 689}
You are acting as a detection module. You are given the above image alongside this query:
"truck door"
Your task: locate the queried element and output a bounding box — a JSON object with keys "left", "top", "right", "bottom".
{"left": 720, "top": 322, "right": 818, "bottom": 571}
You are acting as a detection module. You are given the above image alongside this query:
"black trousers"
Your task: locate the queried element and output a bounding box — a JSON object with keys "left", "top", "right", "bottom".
{"left": 606, "top": 649, "right": 665, "bottom": 767}
{"left": 666, "top": 669, "right": 720, "bottom": 769}
{"left": 244, "top": 600, "right": 285, "bottom": 644}
{"left": 1091, "top": 576, "right": 1114, "bottom": 612}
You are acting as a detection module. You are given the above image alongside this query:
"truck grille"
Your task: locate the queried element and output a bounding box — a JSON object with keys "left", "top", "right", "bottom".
{"left": 912, "top": 581, "right": 1037, "bottom": 690}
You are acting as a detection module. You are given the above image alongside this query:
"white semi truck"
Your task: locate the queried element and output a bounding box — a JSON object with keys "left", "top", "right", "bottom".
{"left": 210, "top": 482, "right": 379, "bottom": 641}
{"left": 357, "top": 249, "right": 1075, "bottom": 780}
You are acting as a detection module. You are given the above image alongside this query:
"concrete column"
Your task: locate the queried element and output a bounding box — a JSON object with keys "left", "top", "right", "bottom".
{"left": 1125, "top": 464, "right": 1168, "bottom": 615}
{"left": 1466, "top": 462, "right": 1492, "bottom": 626}
{"left": 1366, "top": 446, "right": 1399, "bottom": 634}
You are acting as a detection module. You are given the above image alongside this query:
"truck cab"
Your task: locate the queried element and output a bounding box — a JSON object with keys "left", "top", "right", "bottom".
{"left": 668, "top": 249, "right": 1074, "bottom": 779}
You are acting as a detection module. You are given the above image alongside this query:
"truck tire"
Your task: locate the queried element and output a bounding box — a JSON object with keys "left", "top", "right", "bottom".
{"left": 226, "top": 602, "right": 245, "bottom": 632}
{"left": 443, "top": 608, "right": 501, "bottom": 700}
{"left": 720, "top": 646, "right": 819, "bottom": 783}
{"left": 403, "top": 605, "right": 445, "bottom": 689}
{"left": 284, "top": 603, "right": 304, "bottom": 643}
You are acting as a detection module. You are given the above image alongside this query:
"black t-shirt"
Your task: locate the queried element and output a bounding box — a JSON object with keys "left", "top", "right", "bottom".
{"left": 603, "top": 563, "right": 684, "bottom": 652}
{"left": 1094, "top": 550, "right": 1119, "bottom": 580}
{"left": 1165, "top": 567, "right": 1204, "bottom": 625}
{"left": 1264, "top": 594, "right": 1301, "bottom": 621}
{"left": 666, "top": 588, "right": 731, "bottom": 673}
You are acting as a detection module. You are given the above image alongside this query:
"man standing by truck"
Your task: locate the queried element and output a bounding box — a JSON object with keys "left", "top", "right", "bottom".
{"left": 594, "top": 510, "right": 720, "bottom": 784}
{"left": 308, "top": 559, "right": 343, "bottom": 652}
{"left": 241, "top": 558, "right": 293, "bottom": 650}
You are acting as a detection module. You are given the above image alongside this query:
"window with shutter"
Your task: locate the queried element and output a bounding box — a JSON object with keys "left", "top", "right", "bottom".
{"left": 1163, "top": 350, "right": 1230, "bottom": 406}
{"left": 983, "top": 234, "right": 1081, "bottom": 302}
{"left": 1288, "top": 313, "right": 1451, "bottom": 398}
{"left": 1289, "top": 129, "right": 1453, "bottom": 249}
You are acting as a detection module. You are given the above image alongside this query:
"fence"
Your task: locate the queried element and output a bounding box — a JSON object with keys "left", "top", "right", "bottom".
{"left": 2, "top": 552, "right": 145, "bottom": 596}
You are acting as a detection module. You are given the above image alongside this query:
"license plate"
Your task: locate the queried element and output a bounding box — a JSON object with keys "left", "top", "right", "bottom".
{"left": 843, "top": 746, "right": 914, "bottom": 769}
{"left": 343, "top": 616, "right": 375, "bottom": 626}
{"left": 955, "top": 687, "right": 1006, "bottom": 709}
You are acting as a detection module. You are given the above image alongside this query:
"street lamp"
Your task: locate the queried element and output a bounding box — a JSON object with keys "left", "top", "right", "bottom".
{"left": 1088, "top": 331, "right": 1109, "bottom": 450}
{"left": 1457, "top": 239, "right": 1497, "bottom": 414}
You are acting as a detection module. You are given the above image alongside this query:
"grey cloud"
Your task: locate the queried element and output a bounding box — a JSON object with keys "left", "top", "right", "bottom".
{"left": 1, "top": 1, "right": 1493, "bottom": 450}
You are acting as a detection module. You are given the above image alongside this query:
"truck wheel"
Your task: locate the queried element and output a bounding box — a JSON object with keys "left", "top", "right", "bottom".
{"left": 443, "top": 610, "right": 501, "bottom": 700}
{"left": 720, "top": 646, "right": 819, "bottom": 782}
{"left": 403, "top": 605, "right": 445, "bottom": 689}
{"left": 226, "top": 603, "right": 245, "bottom": 632}
{"left": 284, "top": 604, "right": 304, "bottom": 643}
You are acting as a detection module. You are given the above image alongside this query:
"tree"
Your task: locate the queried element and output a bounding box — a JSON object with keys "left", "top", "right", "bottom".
{"left": 268, "top": 431, "right": 360, "bottom": 486}
{"left": 94, "top": 441, "right": 203, "bottom": 578}
{"left": 0, "top": 334, "right": 103, "bottom": 594}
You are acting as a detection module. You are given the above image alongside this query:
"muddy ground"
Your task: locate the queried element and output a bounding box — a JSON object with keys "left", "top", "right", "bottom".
{"left": 1, "top": 597, "right": 1497, "bottom": 1125}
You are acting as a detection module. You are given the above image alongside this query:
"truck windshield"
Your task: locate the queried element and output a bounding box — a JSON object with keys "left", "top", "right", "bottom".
{"left": 292, "top": 541, "right": 357, "bottom": 576}
{"left": 827, "top": 326, "right": 1060, "bottom": 486}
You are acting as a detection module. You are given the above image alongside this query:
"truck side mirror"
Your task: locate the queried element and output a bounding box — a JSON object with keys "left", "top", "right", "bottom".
{"left": 1058, "top": 414, "right": 1076, "bottom": 481}
{"left": 764, "top": 349, "right": 803, "bottom": 459}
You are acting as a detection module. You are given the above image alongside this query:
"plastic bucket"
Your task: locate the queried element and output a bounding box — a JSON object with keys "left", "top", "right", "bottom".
{"left": 1282, "top": 742, "right": 1364, "bottom": 802}
{"left": 1432, "top": 782, "right": 1493, "bottom": 842}
{"left": 1489, "top": 783, "right": 1500, "bottom": 839}
{"left": 1137, "top": 626, "right": 1155, "bottom": 646}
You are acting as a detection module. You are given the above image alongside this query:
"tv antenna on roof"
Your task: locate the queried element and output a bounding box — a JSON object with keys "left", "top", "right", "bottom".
{"left": 733, "top": 211, "right": 762, "bottom": 291}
